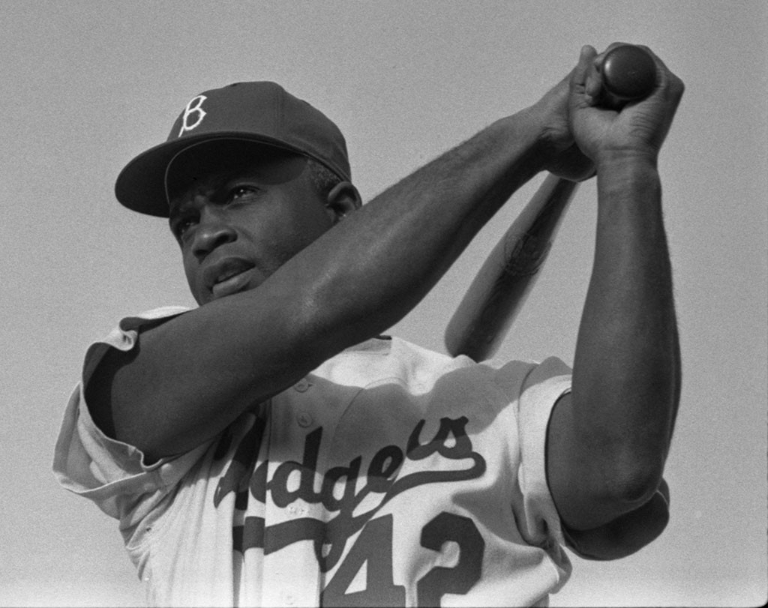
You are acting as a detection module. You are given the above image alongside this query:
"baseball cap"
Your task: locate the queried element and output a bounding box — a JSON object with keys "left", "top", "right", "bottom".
{"left": 114, "top": 81, "right": 351, "bottom": 217}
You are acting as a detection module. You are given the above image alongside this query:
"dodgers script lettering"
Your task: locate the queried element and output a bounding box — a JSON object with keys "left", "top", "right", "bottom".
{"left": 213, "top": 414, "right": 486, "bottom": 571}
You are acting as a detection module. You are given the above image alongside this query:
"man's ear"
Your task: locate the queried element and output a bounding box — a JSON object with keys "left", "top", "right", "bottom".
{"left": 325, "top": 181, "right": 362, "bottom": 224}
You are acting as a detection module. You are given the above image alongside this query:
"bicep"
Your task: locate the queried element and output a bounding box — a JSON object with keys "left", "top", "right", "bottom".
{"left": 546, "top": 391, "right": 614, "bottom": 529}
{"left": 89, "top": 294, "right": 333, "bottom": 461}
{"left": 546, "top": 393, "right": 670, "bottom": 558}
{"left": 84, "top": 344, "right": 128, "bottom": 442}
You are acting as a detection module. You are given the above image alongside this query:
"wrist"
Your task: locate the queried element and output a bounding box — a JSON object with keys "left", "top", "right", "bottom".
{"left": 518, "top": 104, "right": 566, "bottom": 168}
{"left": 596, "top": 153, "right": 660, "bottom": 201}
{"left": 595, "top": 148, "right": 658, "bottom": 175}
{"left": 490, "top": 110, "right": 553, "bottom": 177}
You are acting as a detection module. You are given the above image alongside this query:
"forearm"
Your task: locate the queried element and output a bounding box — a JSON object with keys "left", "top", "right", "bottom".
{"left": 571, "top": 156, "right": 680, "bottom": 503}
{"left": 277, "top": 110, "right": 549, "bottom": 354}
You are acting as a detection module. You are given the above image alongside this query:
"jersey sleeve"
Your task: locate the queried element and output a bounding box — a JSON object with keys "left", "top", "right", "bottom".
{"left": 511, "top": 357, "right": 573, "bottom": 557}
{"left": 52, "top": 306, "right": 213, "bottom": 542}
{"left": 485, "top": 354, "right": 574, "bottom": 574}
{"left": 507, "top": 357, "right": 671, "bottom": 562}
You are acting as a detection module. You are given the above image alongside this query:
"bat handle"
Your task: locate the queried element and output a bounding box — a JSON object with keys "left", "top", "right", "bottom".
{"left": 443, "top": 45, "right": 658, "bottom": 360}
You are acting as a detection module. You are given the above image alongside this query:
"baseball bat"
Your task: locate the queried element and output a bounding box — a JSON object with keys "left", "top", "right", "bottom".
{"left": 444, "top": 45, "right": 656, "bottom": 360}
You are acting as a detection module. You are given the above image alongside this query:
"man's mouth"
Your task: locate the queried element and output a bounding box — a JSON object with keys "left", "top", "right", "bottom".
{"left": 207, "top": 260, "right": 256, "bottom": 300}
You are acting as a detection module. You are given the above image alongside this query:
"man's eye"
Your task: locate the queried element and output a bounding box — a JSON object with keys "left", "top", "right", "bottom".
{"left": 174, "top": 217, "right": 195, "bottom": 237}
{"left": 226, "top": 186, "right": 259, "bottom": 203}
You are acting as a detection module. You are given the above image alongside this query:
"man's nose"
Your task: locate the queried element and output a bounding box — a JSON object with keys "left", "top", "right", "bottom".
{"left": 191, "top": 209, "right": 236, "bottom": 259}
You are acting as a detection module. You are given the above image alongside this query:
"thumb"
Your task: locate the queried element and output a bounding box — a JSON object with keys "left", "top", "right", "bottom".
{"left": 570, "top": 45, "right": 600, "bottom": 106}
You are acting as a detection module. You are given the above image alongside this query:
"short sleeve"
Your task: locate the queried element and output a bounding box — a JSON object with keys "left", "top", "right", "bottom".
{"left": 52, "top": 306, "right": 212, "bottom": 538}
{"left": 506, "top": 357, "right": 573, "bottom": 552}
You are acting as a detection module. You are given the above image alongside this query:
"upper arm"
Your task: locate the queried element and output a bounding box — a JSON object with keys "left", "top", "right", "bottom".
{"left": 546, "top": 392, "right": 670, "bottom": 558}
{"left": 85, "top": 343, "right": 131, "bottom": 443}
{"left": 85, "top": 291, "right": 337, "bottom": 461}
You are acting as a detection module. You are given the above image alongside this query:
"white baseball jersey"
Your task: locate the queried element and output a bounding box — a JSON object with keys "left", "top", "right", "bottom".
{"left": 54, "top": 307, "right": 576, "bottom": 607}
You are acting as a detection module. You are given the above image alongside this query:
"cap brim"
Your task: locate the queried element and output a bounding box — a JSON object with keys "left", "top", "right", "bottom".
{"left": 114, "top": 133, "right": 311, "bottom": 218}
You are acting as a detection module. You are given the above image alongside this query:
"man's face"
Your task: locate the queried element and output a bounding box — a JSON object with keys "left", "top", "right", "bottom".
{"left": 167, "top": 141, "right": 334, "bottom": 306}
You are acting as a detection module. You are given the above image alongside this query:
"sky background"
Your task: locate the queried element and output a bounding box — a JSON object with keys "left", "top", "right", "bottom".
{"left": 1, "top": 1, "right": 766, "bottom": 606}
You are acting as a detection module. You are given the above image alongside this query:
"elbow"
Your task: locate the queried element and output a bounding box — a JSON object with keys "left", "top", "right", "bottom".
{"left": 603, "top": 452, "right": 666, "bottom": 510}
{"left": 584, "top": 397, "right": 677, "bottom": 510}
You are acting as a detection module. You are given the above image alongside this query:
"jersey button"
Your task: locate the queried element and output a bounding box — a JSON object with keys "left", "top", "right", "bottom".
{"left": 294, "top": 379, "right": 310, "bottom": 392}
{"left": 297, "top": 413, "right": 313, "bottom": 428}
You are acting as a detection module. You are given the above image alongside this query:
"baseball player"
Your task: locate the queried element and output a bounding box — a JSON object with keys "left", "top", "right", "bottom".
{"left": 54, "top": 44, "right": 683, "bottom": 607}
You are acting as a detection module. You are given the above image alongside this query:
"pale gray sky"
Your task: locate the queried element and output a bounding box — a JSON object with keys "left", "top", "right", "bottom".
{"left": 1, "top": 1, "right": 766, "bottom": 606}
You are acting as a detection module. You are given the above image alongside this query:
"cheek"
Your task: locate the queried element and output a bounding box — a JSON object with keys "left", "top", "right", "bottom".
{"left": 262, "top": 224, "right": 316, "bottom": 269}
{"left": 261, "top": 204, "right": 332, "bottom": 257}
{"left": 290, "top": 215, "right": 334, "bottom": 257}
{"left": 182, "top": 253, "right": 207, "bottom": 303}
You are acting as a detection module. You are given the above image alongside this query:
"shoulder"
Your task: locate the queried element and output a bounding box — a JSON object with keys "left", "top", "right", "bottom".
{"left": 335, "top": 337, "right": 571, "bottom": 409}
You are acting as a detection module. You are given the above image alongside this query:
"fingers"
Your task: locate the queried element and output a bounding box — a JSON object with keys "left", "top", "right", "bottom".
{"left": 570, "top": 45, "right": 599, "bottom": 105}
{"left": 579, "top": 43, "right": 685, "bottom": 118}
{"left": 573, "top": 43, "right": 684, "bottom": 164}
{"left": 582, "top": 46, "right": 603, "bottom": 103}
{"left": 648, "top": 50, "right": 685, "bottom": 107}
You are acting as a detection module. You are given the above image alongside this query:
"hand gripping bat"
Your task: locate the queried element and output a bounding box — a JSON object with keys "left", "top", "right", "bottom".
{"left": 444, "top": 45, "right": 657, "bottom": 360}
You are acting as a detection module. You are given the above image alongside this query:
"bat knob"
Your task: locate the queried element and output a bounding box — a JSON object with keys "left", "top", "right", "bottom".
{"left": 600, "top": 45, "right": 657, "bottom": 103}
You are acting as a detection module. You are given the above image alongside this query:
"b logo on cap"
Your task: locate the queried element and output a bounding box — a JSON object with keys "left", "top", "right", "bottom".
{"left": 178, "top": 95, "right": 208, "bottom": 136}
